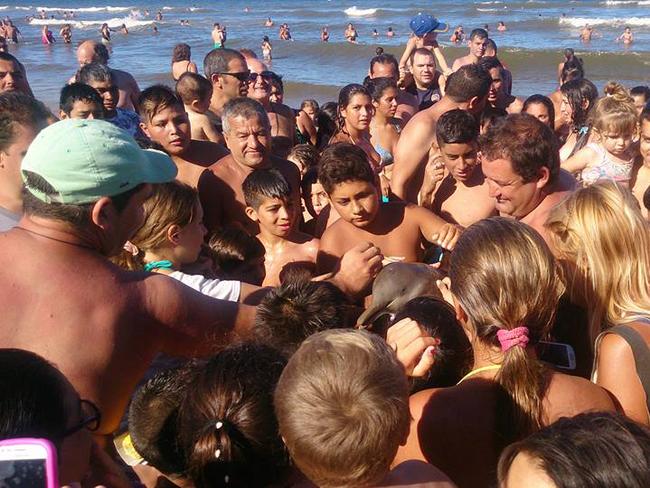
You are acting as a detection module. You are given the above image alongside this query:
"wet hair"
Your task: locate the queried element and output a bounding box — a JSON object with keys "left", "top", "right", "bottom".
{"left": 450, "top": 217, "right": 563, "bottom": 437}
{"left": 287, "top": 144, "right": 319, "bottom": 172}
{"left": 560, "top": 78, "right": 598, "bottom": 130}
{"left": 138, "top": 84, "right": 185, "bottom": 124}
{"left": 275, "top": 330, "right": 409, "bottom": 487}
{"left": 445, "top": 64, "right": 491, "bottom": 103}
{"left": 59, "top": 82, "right": 103, "bottom": 115}
{"left": 318, "top": 142, "right": 376, "bottom": 194}
{"left": 393, "top": 297, "right": 473, "bottom": 392}
{"left": 22, "top": 171, "right": 143, "bottom": 231}
{"left": 630, "top": 85, "right": 650, "bottom": 103}
{"left": 523, "top": 94, "right": 556, "bottom": 128}
{"left": 0, "top": 92, "right": 49, "bottom": 151}
{"left": 129, "top": 363, "right": 199, "bottom": 475}
{"left": 116, "top": 181, "right": 198, "bottom": 271}
{"left": 175, "top": 72, "right": 212, "bottom": 106}
{"left": 221, "top": 97, "right": 270, "bottom": 134}
{"left": 485, "top": 38, "right": 498, "bottom": 55}
{"left": 480, "top": 106, "right": 508, "bottom": 132}
{"left": 336, "top": 83, "right": 371, "bottom": 133}
{"left": 479, "top": 113, "right": 560, "bottom": 184}
{"left": 300, "top": 166, "right": 320, "bottom": 199}
{"left": 300, "top": 99, "right": 319, "bottom": 112}
{"left": 561, "top": 59, "right": 584, "bottom": 85}
{"left": 171, "top": 43, "right": 191, "bottom": 63}
{"left": 369, "top": 52, "right": 399, "bottom": 78}
{"left": 644, "top": 186, "right": 650, "bottom": 212}
{"left": 590, "top": 82, "right": 638, "bottom": 137}
{"left": 0, "top": 349, "right": 71, "bottom": 451}
{"left": 268, "top": 72, "right": 283, "bottom": 93}
{"left": 254, "top": 270, "right": 351, "bottom": 357}
{"left": 203, "top": 48, "right": 245, "bottom": 80}
{"left": 75, "top": 62, "right": 112, "bottom": 85}
{"left": 498, "top": 412, "right": 650, "bottom": 488}
{"left": 208, "top": 226, "right": 265, "bottom": 281}
{"left": 242, "top": 167, "right": 291, "bottom": 210}
{"left": 436, "top": 109, "right": 479, "bottom": 147}
{"left": 363, "top": 76, "right": 397, "bottom": 103}
{"left": 564, "top": 47, "right": 576, "bottom": 60}
{"left": 316, "top": 101, "right": 338, "bottom": 149}
{"left": 178, "top": 343, "right": 289, "bottom": 488}
{"left": 469, "top": 28, "right": 488, "bottom": 41}
{"left": 477, "top": 55, "right": 504, "bottom": 76}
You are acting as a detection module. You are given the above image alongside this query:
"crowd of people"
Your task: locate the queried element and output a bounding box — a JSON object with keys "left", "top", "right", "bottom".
{"left": 0, "top": 9, "right": 650, "bottom": 488}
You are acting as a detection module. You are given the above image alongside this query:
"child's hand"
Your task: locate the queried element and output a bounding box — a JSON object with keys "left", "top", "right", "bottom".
{"left": 333, "top": 242, "right": 383, "bottom": 297}
{"left": 387, "top": 318, "right": 439, "bottom": 377}
{"left": 432, "top": 223, "right": 462, "bottom": 251}
{"left": 379, "top": 173, "right": 391, "bottom": 199}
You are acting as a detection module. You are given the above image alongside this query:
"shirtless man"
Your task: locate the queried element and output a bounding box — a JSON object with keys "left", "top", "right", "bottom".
{"left": 451, "top": 28, "right": 488, "bottom": 72}
{"left": 480, "top": 113, "right": 576, "bottom": 243}
{"left": 73, "top": 40, "right": 140, "bottom": 110}
{"left": 243, "top": 168, "right": 318, "bottom": 286}
{"left": 0, "top": 93, "right": 50, "bottom": 231}
{"left": 0, "top": 118, "right": 256, "bottom": 435}
{"left": 392, "top": 64, "right": 491, "bottom": 202}
{"left": 317, "top": 143, "right": 460, "bottom": 276}
{"left": 137, "top": 85, "right": 229, "bottom": 188}
{"left": 423, "top": 109, "right": 496, "bottom": 227}
{"left": 478, "top": 56, "right": 523, "bottom": 114}
{"left": 203, "top": 48, "right": 249, "bottom": 128}
{"left": 0, "top": 52, "right": 33, "bottom": 96}
{"left": 202, "top": 97, "right": 301, "bottom": 235}
{"left": 246, "top": 57, "right": 295, "bottom": 158}
{"left": 211, "top": 23, "right": 225, "bottom": 49}
{"left": 369, "top": 52, "right": 419, "bottom": 124}
{"left": 580, "top": 24, "right": 595, "bottom": 42}
{"left": 617, "top": 26, "right": 633, "bottom": 45}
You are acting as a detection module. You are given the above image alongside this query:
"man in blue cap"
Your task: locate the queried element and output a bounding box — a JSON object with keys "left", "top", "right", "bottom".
{"left": 399, "top": 13, "right": 452, "bottom": 77}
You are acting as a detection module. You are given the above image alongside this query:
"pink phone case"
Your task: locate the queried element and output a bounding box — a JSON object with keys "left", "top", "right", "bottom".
{"left": 0, "top": 438, "right": 58, "bottom": 488}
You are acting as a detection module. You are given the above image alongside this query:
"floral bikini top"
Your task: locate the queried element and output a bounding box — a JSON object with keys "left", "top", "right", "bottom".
{"left": 580, "top": 142, "right": 634, "bottom": 186}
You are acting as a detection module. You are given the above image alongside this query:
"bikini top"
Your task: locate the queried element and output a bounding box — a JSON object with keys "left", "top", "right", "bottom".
{"left": 581, "top": 142, "right": 634, "bottom": 185}
{"left": 373, "top": 143, "right": 393, "bottom": 167}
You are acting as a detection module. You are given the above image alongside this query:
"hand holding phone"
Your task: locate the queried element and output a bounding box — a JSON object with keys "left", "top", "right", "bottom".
{"left": 0, "top": 438, "right": 58, "bottom": 488}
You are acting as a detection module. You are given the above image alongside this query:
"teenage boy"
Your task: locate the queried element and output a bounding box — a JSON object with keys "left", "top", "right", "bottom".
{"left": 422, "top": 109, "right": 496, "bottom": 226}
{"left": 317, "top": 143, "right": 460, "bottom": 275}
{"left": 243, "top": 167, "right": 318, "bottom": 286}
{"left": 59, "top": 82, "right": 104, "bottom": 120}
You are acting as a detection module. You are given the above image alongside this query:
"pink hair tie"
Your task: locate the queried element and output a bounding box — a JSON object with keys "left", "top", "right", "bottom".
{"left": 497, "top": 327, "right": 530, "bottom": 352}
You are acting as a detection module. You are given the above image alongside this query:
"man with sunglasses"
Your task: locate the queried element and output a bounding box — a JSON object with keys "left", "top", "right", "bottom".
{"left": 246, "top": 57, "right": 296, "bottom": 158}
{"left": 203, "top": 48, "right": 249, "bottom": 125}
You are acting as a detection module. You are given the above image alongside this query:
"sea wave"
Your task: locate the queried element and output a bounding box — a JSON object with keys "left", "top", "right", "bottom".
{"left": 477, "top": 7, "right": 506, "bottom": 11}
{"left": 344, "top": 6, "right": 379, "bottom": 16}
{"left": 29, "top": 16, "right": 154, "bottom": 29}
{"left": 34, "top": 6, "right": 133, "bottom": 12}
{"left": 603, "top": 0, "right": 638, "bottom": 4}
{"left": 559, "top": 16, "right": 650, "bottom": 27}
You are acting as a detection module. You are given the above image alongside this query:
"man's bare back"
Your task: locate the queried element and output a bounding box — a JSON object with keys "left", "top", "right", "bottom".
{"left": 186, "top": 110, "right": 222, "bottom": 143}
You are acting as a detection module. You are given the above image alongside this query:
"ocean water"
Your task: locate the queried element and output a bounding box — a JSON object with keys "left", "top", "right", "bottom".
{"left": 3, "top": 0, "right": 650, "bottom": 111}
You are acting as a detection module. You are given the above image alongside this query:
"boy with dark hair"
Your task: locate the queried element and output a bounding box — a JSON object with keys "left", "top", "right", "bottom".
{"left": 477, "top": 56, "right": 523, "bottom": 113}
{"left": 630, "top": 85, "right": 650, "bottom": 116}
{"left": 138, "top": 84, "right": 229, "bottom": 188}
{"left": 208, "top": 226, "right": 266, "bottom": 285}
{"left": 175, "top": 72, "right": 221, "bottom": 143}
{"left": 301, "top": 166, "right": 330, "bottom": 235}
{"left": 243, "top": 167, "right": 318, "bottom": 286}
{"left": 58, "top": 82, "right": 104, "bottom": 120}
{"left": 451, "top": 28, "right": 488, "bottom": 72}
{"left": 422, "top": 109, "right": 496, "bottom": 226}
{"left": 317, "top": 142, "right": 460, "bottom": 276}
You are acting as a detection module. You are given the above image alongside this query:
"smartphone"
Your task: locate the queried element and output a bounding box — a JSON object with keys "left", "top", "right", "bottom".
{"left": 0, "top": 438, "right": 58, "bottom": 488}
{"left": 538, "top": 341, "right": 576, "bottom": 370}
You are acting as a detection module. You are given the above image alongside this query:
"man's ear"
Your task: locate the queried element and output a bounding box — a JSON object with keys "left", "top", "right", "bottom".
{"left": 453, "top": 295, "right": 468, "bottom": 324}
{"left": 535, "top": 166, "right": 551, "bottom": 189}
{"left": 167, "top": 224, "right": 182, "bottom": 245}
{"left": 210, "top": 73, "right": 222, "bottom": 89}
{"left": 59, "top": 110, "right": 69, "bottom": 120}
{"left": 139, "top": 122, "right": 151, "bottom": 139}
{"left": 91, "top": 197, "right": 116, "bottom": 230}
{"left": 244, "top": 206, "right": 259, "bottom": 222}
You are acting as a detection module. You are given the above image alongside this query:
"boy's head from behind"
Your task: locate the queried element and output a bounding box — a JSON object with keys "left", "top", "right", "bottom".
{"left": 208, "top": 226, "right": 266, "bottom": 285}
{"left": 287, "top": 143, "right": 319, "bottom": 176}
{"left": 175, "top": 72, "right": 213, "bottom": 113}
{"left": 318, "top": 142, "right": 379, "bottom": 229}
{"left": 254, "top": 268, "right": 352, "bottom": 357}
{"left": 436, "top": 109, "right": 480, "bottom": 182}
{"left": 393, "top": 296, "right": 473, "bottom": 392}
{"left": 275, "top": 329, "right": 410, "bottom": 488}
{"left": 59, "top": 82, "right": 104, "bottom": 120}
{"left": 243, "top": 167, "right": 295, "bottom": 236}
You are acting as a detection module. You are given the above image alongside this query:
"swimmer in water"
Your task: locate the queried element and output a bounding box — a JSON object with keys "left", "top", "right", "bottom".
{"left": 497, "top": 21, "right": 506, "bottom": 32}
{"left": 387, "top": 26, "right": 395, "bottom": 37}
{"left": 321, "top": 26, "right": 330, "bottom": 42}
{"left": 212, "top": 23, "right": 225, "bottom": 48}
{"left": 580, "top": 24, "right": 598, "bottom": 42}
{"left": 261, "top": 36, "right": 272, "bottom": 61}
{"left": 265, "top": 17, "right": 273, "bottom": 27}
{"left": 345, "top": 23, "right": 359, "bottom": 43}
{"left": 616, "top": 26, "right": 633, "bottom": 45}
{"left": 450, "top": 25, "right": 464, "bottom": 43}
{"left": 41, "top": 25, "right": 55, "bottom": 45}
{"left": 59, "top": 24, "right": 72, "bottom": 44}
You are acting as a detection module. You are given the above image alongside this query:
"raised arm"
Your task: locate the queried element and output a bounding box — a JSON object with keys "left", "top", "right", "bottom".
{"left": 432, "top": 45, "right": 451, "bottom": 75}
{"left": 398, "top": 37, "right": 417, "bottom": 72}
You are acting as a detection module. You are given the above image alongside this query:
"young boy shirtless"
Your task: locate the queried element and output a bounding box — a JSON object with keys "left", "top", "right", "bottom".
{"left": 317, "top": 143, "right": 460, "bottom": 274}
{"left": 244, "top": 168, "right": 319, "bottom": 286}
{"left": 422, "top": 109, "right": 496, "bottom": 227}
{"left": 175, "top": 72, "right": 222, "bottom": 143}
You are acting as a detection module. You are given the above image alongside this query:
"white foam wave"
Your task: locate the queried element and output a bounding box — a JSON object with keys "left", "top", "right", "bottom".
{"left": 559, "top": 16, "right": 650, "bottom": 27}
{"left": 344, "top": 6, "right": 378, "bottom": 16}
{"left": 29, "top": 16, "right": 154, "bottom": 29}
{"left": 604, "top": 0, "right": 637, "bottom": 4}
{"left": 35, "top": 6, "right": 133, "bottom": 12}
{"left": 638, "top": 0, "right": 650, "bottom": 4}
{"left": 477, "top": 1, "right": 502, "bottom": 3}
{"left": 477, "top": 7, "right": 503, "bottom": 11}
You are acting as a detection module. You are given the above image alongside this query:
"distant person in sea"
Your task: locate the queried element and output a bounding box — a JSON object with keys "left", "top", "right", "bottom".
{"left": 345, "top": 23, "right": 358, "bottom": 43}
{"left": 451, "top": 28, "right": 488, "bottom": 72}
{"left": 321, "top": 26, "right": 329, "bottom": 42}
{"left": 120, "top": 23, "right": 128, "bottom": 35}
{"left": 212, "top": 23, "right": 225, "bottom": 49}
{"left": 557, "top": 47, "right": 582, "bottom": 84}
{"left": 497, "top": 21, "right": 507, "bottom": 32}
{"left": 400, "top": 13, "right": 451, "bottom": 77}
{"left": 580, "top": 24, "right": 598, "bottom": 42}
{"left": 280, "top": 23, "right": 292, "bottom": 41}
{"left": 171, "top": 43, "right": 198, "bottom": 81}
{"left": 156, "top": 10, "right": 162, "bottom": 21}
{"left": 387, "top": 26, "right": 395, "bottom": 37}
{"left": 59, "top": 24, "right": 72, "bottom": 44}
{"left": 372, "top": 29, "right": 379, "bottom": 38}
{"left": 265, "top": 17, "right": 274, "bottom": 27}
{"left": 261, "top": 36, "right": 273, "bottom": 62}
{"left": 100, "top": 22, "right": 111, "bottom": 44}
{"left": 41, "top": 25, "right": 55, "bottom": 45}
{"left": 616, "top": 26, "right": 634, "bottom": 45}
{"left": 3, "top": 20, "right": 21, "bottom": 44}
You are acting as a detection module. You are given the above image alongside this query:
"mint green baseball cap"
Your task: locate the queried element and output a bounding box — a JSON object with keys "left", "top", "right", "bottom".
{"left": 21, "top": 119, "right": 177, "bottom": 204}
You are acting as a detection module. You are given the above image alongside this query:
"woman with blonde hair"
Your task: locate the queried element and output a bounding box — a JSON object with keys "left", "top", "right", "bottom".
{"left": 546, "top": 181, "right": 650, "bottom": 424}
{"left": 394, "top": 217, "right": 615, "bottom": 488}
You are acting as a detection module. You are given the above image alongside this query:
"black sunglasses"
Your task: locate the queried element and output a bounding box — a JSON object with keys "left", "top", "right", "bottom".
{"left": 248, "top": 71, "right": 274, "bottom": 83}
{"left": 63, "top": 399, "right": 101, "bottom": 437}
{"left": 217, "top": 70, "right": 251, "bottom": 82}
